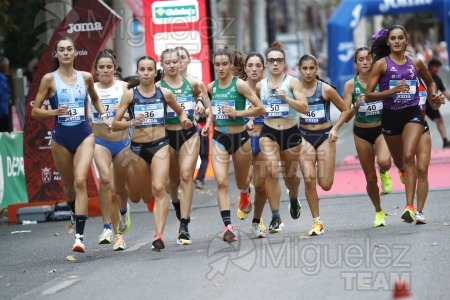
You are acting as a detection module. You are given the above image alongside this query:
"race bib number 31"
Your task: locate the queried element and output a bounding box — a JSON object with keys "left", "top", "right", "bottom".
{"left": 212, "top": 100, "right": 236, "bottom": 120}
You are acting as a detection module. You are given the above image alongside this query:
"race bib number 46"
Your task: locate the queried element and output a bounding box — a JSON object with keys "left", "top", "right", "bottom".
{"left": 299, "top": 104, "right": 325, "bottom": 124}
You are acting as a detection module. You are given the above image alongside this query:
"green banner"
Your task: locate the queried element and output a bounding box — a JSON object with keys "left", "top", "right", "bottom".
{"left": 0, "top": 132, "right": 28, "bottom": 209}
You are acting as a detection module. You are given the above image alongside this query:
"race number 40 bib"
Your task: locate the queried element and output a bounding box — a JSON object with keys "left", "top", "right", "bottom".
{"left": 358, "top": 100, "right": 383, "bottom": 117}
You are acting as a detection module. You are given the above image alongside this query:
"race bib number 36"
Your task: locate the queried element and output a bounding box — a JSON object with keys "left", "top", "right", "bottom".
{"left": 212, "top": 100, "right": 236, "bottom": 120}
{"left": 135, "top": 103, "right": 164, "bottom": 125}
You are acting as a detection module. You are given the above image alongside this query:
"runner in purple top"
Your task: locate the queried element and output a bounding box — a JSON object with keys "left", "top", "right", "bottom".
{"left": 365, "top": 25, "right": 444, "bottom": 224}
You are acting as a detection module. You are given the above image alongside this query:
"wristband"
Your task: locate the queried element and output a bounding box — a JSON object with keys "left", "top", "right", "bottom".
{"left": 352, "top": 104, "right": 358, "bottom": 112}
{"left": 100, "top": 113, "right": 108, "bottom": 119}
{"left": 196, "top": 98, "right": 205, "bottom": 107}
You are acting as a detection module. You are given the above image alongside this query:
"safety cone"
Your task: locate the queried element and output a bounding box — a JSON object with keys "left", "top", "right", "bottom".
{"left": 393, "top": 279, "right": 412, "bottom": 299}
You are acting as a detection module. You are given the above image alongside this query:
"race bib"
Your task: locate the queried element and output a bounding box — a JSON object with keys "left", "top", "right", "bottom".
{"left": 212, "top": 100, "right": 236, "bottom": 120}
{"left": 262, "top": 98, "right": 289, "bottom": 118}
{"left": 390, "top": 80, "right": 417, "bottom": 102}
{"left": 58, "top": 101, "right": 85, "bottom": 123}
{"left": 358, "top": 101, "right": 383, "bottom": 117}
{"left": 167, "top": 95, "right": 194, "bottom": 118}
{"left": 299, "top": 104, "right": 325, "bottom": 124}
{"left": 92, "top": 98, "right": 117, "bottom": 120}
{"left": 244, "top": 99, "right": 264, "bottom": 124}
{"left": 135, "top": 103, "right": 164, "bottom": 126}
{"left": 419, "top": 91, "right": 427, "bottom": 112}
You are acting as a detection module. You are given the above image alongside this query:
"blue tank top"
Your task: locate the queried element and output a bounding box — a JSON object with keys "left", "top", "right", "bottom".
{"left": 299, "top": 81, "right": 331, "bottom": 125}
{"left": 49, "top": 71, "right": 87, "bottom": 126}
{"left": 128, "top": 87, "right": 167, "bottom": 127}
{"left": 260, "top": 75, "right": 297, "bottom": 119}
{"left": 379, "top": 56, "right": 420, "bottom": 109}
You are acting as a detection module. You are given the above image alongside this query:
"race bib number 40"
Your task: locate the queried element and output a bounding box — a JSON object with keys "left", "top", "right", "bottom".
{"left": 212, "top": 100, "right": 236, "bottom": 120}
{"left": 135, "top": 103, "right": 164, "bottom": 125}
{"left": 358, "top": 100, "right": 383, "bottom": 117}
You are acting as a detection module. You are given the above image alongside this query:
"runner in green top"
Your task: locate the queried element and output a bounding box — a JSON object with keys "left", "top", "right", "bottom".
{"left": 157, "top": 48, "right": 204, "bottom": 246}
{"left": 207, "top": 48, "right": 265, "bottom": 243}
{"left": 343, "top": 47, "right": 393, "bottom": 228}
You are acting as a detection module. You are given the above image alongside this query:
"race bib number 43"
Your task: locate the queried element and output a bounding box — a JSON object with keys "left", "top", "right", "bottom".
{"left": 58, "top": 102, "right": 85, "bottom": 123}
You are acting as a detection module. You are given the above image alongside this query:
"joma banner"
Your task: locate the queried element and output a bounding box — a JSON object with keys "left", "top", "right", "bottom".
{"left": 24, "top": 0, "right": 122, "bottom": 203}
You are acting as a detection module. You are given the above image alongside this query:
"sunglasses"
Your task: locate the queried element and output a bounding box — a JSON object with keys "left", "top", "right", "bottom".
{"left": 267, "top": 58, "right": 285, "bottom": 64}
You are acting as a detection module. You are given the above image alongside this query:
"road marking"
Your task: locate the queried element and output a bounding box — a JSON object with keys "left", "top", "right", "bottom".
{"left": 41, "top": 278, "right": 79, "bottom": 295}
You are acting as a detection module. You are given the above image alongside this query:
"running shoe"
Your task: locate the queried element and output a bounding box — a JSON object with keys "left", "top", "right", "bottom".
{"left": 443, "top": 140, "right": 450, "bottom": 149}
{"left": 147, "top": 198, "right": 155, "bottom": 213}
{"left": 415, "top": 211, "right": 427, "bottom": 225}
{"left": 401, "top": 205, "right": 415, "bottom": 223}
{"left": 98, "top": 228, "right": 113, "bottom": 244}
{"left": 113, "top": 234, "right": 127, "bottom": 251}
{"left": 269, "top": 217, "right": 284, "bottom": 233}
{"left": 398, "top": 170, "right": 405, "bottom": 185}
{"left": 238, "top": 187, "right": 252, "bottom": 214}
{"left": 374, "top": 210, "right": 386, "bottom": 227}
{"left": 72, "top": 234, "right": 85, "bottom": 253}
{"left": 379, "top": 170, "right": 393, "bottom": 194}
{"left": 251, "top": 222, "right": 266, "bottom": 238}
{"left": 222, "top": 224, "right": 238, "bottom": 243}
{"left": 177, "top": 220, "right": 192, "bottom": 245}
{"left": 194, "top": 179, "right": 205, "bottom": 190}
{"left": 118, "top": 203, "right": 131, "bottom": 235}
{"left": 260, "top": 218, "right": 266, "bottom": 232}
{"left": 236, "top": 208, "right": 249, "bottom": 220}
{"left": 289, "top": 197, "right": 302, "bottom": 219}
{"left": 308, "top": 220, "right": 324, "bottom": 236}
{"left": 151, "top": 233, "right": 165, "bottom": 251}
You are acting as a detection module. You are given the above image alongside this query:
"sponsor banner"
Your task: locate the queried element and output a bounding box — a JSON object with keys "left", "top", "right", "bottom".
{"left": 143, "top": 0, "right": 211, "bottom": 84}
{"left": 0, "top": 132, "right": 28, "bottom": 209}
{"left": 23, "top": 0, "right": 122, "bottom": 202}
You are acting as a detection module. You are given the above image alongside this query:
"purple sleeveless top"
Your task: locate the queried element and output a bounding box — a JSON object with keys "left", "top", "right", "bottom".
{"left": 378, "top": 56, "right": 419, "bottom": 110}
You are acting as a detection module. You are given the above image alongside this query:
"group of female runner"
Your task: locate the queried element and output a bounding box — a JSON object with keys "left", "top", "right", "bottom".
{"left": 32, "top": 24, "right": 444, "bottom": 252}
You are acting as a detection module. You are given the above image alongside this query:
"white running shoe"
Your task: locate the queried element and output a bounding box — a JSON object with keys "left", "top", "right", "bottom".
{"left": 118, "top": 203, "right": 131, "bottom": 234}
{"left": 98, "top": 228, "right": 113, "bottom": 244}
{"left": 251, "top": 222, "right": 266, "bottom": 238}
{"left": 415, "top": 211, "right": 427, "bottom": 225}
{"left": 72, "top": 234, "right": 85, "bottom": 253}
